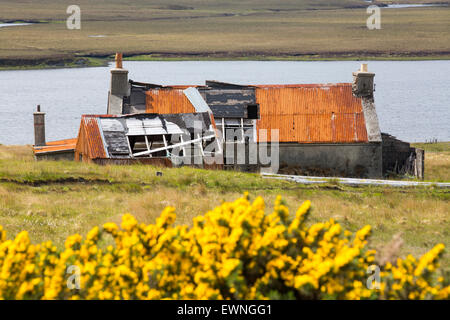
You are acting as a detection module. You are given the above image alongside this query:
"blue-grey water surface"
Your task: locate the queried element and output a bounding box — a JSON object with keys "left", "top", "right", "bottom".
{"left": 0, "top": 23, "right": 32, "bottom": 28}
{"left": 0, "top": 60, "right": 449, "bottom": 145}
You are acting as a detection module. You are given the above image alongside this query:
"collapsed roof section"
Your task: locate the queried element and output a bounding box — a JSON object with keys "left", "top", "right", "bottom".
{"left": 125, "top": 80, "right": 377, "bottom": 144}
{"left": 75, "top": 112, "right": 221, "bottom": 163}
{"left": 204, "top": 82, "right": 256, "bottom": 119}
{"left": 127, "top": 80, "right": 259, "bottom": 120}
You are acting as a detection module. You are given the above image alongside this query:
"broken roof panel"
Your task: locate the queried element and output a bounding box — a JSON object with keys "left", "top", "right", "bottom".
{"left": 205, "top": 87, "right": 256, "bottom": 118}
{"left": 100, "top": 118, "right": 125, "bottom": 132}
{"left": 155, "top": 112, "right": 215, "bottom": 134}
{"left": 125, "top": 118, "right": 185, "bottom": 136}
{"left": 183, "top": 87, "right": 211, "bottom": 113}
{"left": 143, "top": 83, "right": 255, "bottom": 119}
{"left": 102, "top": 130, "right": 129, "bottom": 156}
{"left": 77, "top": 112, "right": 217, "bottom": 160}
{"left": 205, "top": 80, "right": 249, "bottom": 89}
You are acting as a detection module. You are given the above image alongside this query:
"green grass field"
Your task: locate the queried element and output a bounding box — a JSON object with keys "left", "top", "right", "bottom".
{"left": 0, "top": 0, "right": 449, "bottom": 68}
{"left": 0, "top": 143, "right": 448, "bottom": 269}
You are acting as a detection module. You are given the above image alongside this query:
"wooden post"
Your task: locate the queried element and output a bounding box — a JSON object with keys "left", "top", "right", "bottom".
{"left": 162, "top": 135, "right": 169, "bottom": 157}
{"left": 415, "top": 149, "right": 425, "bottom": 180}
{"left": 144, "top": 136, "right": 152, "bottom": 158}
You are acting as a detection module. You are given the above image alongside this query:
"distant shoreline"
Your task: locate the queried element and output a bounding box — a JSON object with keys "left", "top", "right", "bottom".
{"left": 1, "top": 52, "right": 450, "bottom": 71}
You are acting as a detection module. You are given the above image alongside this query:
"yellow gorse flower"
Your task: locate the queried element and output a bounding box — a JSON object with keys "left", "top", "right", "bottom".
{"left": 0, "top": 194, "right": 447, "bottom": 300}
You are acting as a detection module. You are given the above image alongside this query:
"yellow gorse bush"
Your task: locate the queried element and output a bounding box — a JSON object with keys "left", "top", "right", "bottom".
{"left": 0, "top": 194, "right": 448, "bottom": 300}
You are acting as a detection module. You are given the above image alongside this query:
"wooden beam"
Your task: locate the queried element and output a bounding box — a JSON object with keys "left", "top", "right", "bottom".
{"left": 132, "top": 134, "right": 216, "bottom": 157}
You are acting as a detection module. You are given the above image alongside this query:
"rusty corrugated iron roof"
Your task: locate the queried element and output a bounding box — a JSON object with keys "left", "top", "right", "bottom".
{"left": 146, "top": 89, "right": 196, "bottom": 114}
{"left": 253, "top": 83, "right": 350, "bottom": 88}
{"left": 79, "top": 115, "right": 107, "bottom": 159}
{"left": 140, "top": 82, "right": 369, "bottom": 143}
{"left": 255, "top": 84, "right": 368, "bottom": 143}
{"left": 45, "top": 138, "right": 77, "bottom": 146}
{"left": 33, "top": 138, "right": 77, "bottom": 154}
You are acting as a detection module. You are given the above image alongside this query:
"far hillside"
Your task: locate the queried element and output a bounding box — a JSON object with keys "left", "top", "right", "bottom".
{"left": 0, "top": 0, "right": 449, "bottom": 67}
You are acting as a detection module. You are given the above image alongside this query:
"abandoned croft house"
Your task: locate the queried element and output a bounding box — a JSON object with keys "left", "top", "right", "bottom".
{"left": 32, "top": 54, "right": 424, "bottom": 179}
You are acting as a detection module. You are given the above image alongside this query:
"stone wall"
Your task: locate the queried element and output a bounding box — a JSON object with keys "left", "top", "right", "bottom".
{"left": 381, "top": 133, "right": 424, "bottom": 179}
{"left": 35, "top": 151, "right": 75, "bottom": 161}
{"left": 277, "top": 143, "right": 383, "bottom": 178}
{"left": 223, "top": 142, "right": 383, "bottom": 178}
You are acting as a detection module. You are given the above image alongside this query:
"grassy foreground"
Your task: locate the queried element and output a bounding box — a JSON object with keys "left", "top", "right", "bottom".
{"left": 0, "top": 143, "right": 448, "bottom": 270}
{"left": 0, "top": 0, "right": 449, "bottom": 69}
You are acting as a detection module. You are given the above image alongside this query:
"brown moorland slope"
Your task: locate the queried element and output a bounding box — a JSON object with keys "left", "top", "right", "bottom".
{"left": 0, "top": 0, "right": 449, "bottom": 67}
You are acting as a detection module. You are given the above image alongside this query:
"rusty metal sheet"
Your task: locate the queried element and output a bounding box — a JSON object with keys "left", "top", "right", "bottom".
{"left": 45, "top": 138, "right": 77, "bottom": 146}
{"left": 146, "top": 89, "right": 195, "bottom": 114}
{"left": 255, "top": 84, "right": 368, "bottom": 143}
{"left": 33, "top": 138, "right": 77, "bottom": 154}
{"left": 81, "top": 116, "right": 107, "bottom": 159}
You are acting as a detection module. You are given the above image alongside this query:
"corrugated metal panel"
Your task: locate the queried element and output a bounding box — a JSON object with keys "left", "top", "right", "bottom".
{"left": 125, "top": 118, "right": 184, "bottom": 136}
{"left": 34, "top": 145, "right": 75, "bottom": 154}
{"left": 126, "top": 118, "right": 163, "bottom": 135}
{"left": 255, "top": 85, "right": 368, "bottom": 143}
{"left": 355, "top": 113, "right": 367, "bottom": 142}
{"left": 33, "top": 138, "right": 77, "bottom": 154}
{"left": 82, "top": 116, "right": 107, "bottom": 159}
{"left": 100, "top": 118, "right": 125, "bottom": 132}
{"left": 75, "top": 121, "right": 86, "bottom": 162}
{"left": 146, "top": 89, "right": 195, "bottom": 114}
{"left": 254, "top": 83, "right": 350, "bottom": 89}
{"left": 45, "top": 138, "right": 77, "bottom": 146}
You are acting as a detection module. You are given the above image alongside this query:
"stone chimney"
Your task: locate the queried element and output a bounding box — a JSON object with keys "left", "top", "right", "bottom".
{"left": 352, "top": 63, "right": 375, "bottom": 98}
{"left": 354, "top": 64, "right": 382, "bottom": 144}
{"left": 33, "top": 105, "right": 46, "bottom": 146}
{"left": 107, "top": 53, "right": 129, "bottom": 114}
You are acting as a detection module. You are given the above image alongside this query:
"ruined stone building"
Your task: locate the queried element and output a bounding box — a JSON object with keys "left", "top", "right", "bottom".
{"left": 33, "top": 54, "right": 424, "bottom": 179}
